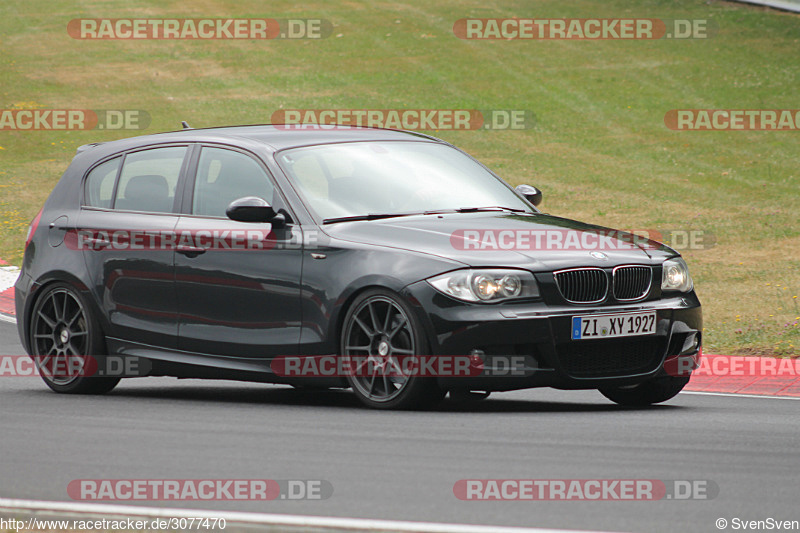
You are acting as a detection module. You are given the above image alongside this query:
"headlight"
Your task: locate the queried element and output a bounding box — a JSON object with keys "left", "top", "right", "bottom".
{"left": 661, "top": 257, "right": 693, "bottom": 292}
{"left": 427, "top": 269, "right": 539, "bottom": 303}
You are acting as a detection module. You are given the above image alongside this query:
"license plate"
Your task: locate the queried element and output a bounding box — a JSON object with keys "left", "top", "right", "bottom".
{"left": 571, "top": 311, "right": 657, "bottom": 340}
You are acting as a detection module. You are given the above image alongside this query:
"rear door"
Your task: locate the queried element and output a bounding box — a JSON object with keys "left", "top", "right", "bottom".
{"left": 78, "top": 145, "right": 190, "bottom": 349}
{"left": 173, "top": 145, "right": 304, "bottom": 358}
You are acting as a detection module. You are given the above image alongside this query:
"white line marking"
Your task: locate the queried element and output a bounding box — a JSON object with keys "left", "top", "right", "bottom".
{"left": 683, "top": 391, "right": 800, "bottom": 401}
{"left": 0, "top": 268, "right": 18, "bottom": 325}
{"left": 0, "top": 268, "right": 18, "bottom": 292}
{"left": 0, "top": 498, "right": 618, "bottom": 533}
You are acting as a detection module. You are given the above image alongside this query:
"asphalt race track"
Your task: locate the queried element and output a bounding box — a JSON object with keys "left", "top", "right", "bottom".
{"left": 0, "top": 322, "right": 797, "bottom": 533}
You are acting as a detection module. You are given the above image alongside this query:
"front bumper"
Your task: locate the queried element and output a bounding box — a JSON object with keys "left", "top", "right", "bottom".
{"left": 403, "top": 281, "right": 702, "bottom": 392}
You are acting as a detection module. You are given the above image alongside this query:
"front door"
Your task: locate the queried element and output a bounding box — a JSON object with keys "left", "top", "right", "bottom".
{"left": 173, "top": 146, "right": 303, "bottom": 358}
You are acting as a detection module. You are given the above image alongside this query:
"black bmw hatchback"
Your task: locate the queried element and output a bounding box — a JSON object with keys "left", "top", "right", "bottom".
{"left": 16, "top": 125, "right": 702, "bottom": 409}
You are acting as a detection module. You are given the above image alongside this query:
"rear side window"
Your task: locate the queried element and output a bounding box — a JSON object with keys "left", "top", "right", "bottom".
{"left": 114, "top": 147, "right": 187, "bottom": 213}
{"left": 192, "top": 147, "right": 275, "bottom": 217}
{"left": 84, "top": 157, "right": 121, "bottom": 208}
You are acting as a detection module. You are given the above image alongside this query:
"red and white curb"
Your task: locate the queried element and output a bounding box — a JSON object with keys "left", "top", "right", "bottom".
{"left": 0, "top": 498, "right": 615, "bottom": 533}
{"left": 684, "top": 354, "right": 800, "bottom": 397}
{"left": 0, "top": 265, "right": 797, "bottom": 399}
{"left": 0, "top": 265, "right": 18, "bottom": 322}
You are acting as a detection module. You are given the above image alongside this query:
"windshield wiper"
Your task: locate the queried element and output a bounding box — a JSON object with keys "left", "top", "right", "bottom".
{"left": 323, "top": 206, "right": 528, "bottom": 224}
{"left": 457, "top": 206, "right": 526, "bottom": 213}
{"left": 322, "top": 213, "right": 416, "bottom": 224}
{"left": 423, "top": 206, "right": 528, "bottom": 215}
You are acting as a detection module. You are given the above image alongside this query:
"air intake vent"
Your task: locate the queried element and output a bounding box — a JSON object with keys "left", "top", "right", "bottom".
{"left": 557, "top": 337, "right": 662, "bottom": 377}
{"left": 554, "top": 268, "right": 608, "bottom": 303}
{"left": 613, "top": 266, "right": 652, "bottom": 301}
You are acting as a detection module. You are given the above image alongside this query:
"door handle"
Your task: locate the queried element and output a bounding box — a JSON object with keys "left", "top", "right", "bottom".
{"left": 85, "top": 238, "right": 111, "bottom": 249}
{"left": 176, "top": 245, "right": 207, "bottom": 257}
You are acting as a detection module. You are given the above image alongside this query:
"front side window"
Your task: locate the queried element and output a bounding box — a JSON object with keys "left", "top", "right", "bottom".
{"left": 84, "top": 157, "right": 121, "bottom": 208}
{"left": 192, "top": 147, "right": 275, "bottom": 217}
{"left": 114, "top": 146, "right": 187, "bottom": 213}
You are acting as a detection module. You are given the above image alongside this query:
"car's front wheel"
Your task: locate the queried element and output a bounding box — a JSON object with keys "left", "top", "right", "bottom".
{"left": 341, "top": 289, "right": 445, "bottom": 410}
{"left": 600, "top": 375, "right": 690, "bottom": 406}
{"left": 29, "top": 282, "right": 120, "bottom": 394}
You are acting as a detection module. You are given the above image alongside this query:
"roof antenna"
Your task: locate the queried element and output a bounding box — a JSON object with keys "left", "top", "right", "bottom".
{"left": 181, "top": 121, "right": 192, "bottom": 129}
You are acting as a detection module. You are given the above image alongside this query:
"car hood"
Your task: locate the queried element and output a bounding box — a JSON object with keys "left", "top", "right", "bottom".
{"left": 323, "top": 212, "right": 677, "bottom": 271}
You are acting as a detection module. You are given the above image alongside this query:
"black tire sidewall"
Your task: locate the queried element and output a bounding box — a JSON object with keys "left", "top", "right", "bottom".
{"left": 600, "top": 375, "right": 690, "bottom": 406}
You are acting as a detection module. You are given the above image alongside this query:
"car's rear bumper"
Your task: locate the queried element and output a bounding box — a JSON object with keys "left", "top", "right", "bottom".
{"left": 14, "top": 271, "right": 34, "bottom": 354}
{"left": 403, "top": 281, "right": 702, "bottom": 392}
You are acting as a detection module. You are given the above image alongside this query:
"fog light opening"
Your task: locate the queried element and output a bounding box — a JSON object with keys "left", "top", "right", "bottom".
{"left": 682, "top": 332, "right": 700, "bottom": 354}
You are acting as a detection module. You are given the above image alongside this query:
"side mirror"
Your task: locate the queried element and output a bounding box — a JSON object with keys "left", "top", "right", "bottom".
{"left": 515, "top": 184, "right": 543, "bottom": 207}
{"left": 226, "top": 197, "right": 285, "bottom": 226}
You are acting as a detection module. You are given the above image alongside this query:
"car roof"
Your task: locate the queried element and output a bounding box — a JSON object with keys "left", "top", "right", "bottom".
{"left": 76, "top": 124, "right": 443, "bottom": 155}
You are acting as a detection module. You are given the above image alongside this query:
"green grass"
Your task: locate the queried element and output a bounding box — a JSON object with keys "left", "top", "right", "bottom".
{"left": 1, "top": 0, "right": 798, "bottom": 355}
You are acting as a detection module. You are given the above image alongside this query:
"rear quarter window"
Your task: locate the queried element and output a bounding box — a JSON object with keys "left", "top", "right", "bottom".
{"left": 84, "top": 157, "right": 121, "bottom": 208}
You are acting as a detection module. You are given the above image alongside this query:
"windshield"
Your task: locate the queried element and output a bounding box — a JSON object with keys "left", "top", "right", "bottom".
{"left": 276, "top": 141, "right": 532, "bottom": 221}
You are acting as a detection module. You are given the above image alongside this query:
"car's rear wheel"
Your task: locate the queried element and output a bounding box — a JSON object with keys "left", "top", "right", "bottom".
{"left": 600, "top": 375, "right": 689, "bottom": 406}
{"left": 29, "top": 282, "right": 120, "bottom": 394}
{"left": 341, "top": 289, "right": 445, "bottom": 410}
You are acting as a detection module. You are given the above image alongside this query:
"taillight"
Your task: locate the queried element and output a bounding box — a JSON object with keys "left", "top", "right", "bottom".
{"left": 25, "top": 208, "right": 43, "bottom": 250}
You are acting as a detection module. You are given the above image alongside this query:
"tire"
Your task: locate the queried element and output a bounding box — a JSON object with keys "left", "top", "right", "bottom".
{"left": 340, "top": 288, "right": 445, "bottom": 410}
{"left": 600, "top": 375, "right": 690, "bottom": 406}
{"left": 28, "top": 282, "right": 120, "bottom": 394}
